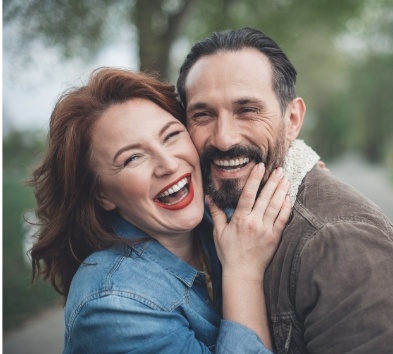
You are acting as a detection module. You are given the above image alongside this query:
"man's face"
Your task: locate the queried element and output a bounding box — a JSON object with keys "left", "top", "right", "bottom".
{"left": 184, "top": 48, "right": 291, "bottom": 210}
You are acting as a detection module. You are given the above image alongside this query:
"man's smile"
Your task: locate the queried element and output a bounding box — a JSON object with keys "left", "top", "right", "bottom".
{"left": 213, "top": 157, "right": 251, "bottom": 173}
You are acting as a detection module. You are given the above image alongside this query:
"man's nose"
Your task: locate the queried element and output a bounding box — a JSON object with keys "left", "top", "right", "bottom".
{"left": 154, "top": 149, "right": 180, "bottom": 177}
{"left": 210, "top": 116, "right": 241, "bottom": 151}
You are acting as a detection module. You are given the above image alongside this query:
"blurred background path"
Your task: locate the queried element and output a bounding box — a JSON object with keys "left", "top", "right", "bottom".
{"left": 3, "top": 153, "right": 393, "bottom": 354}
{"left": 329, "top": 154, "right": 393, "bottom": 221}
{"left": 3, "top": 306, "right": 64, "bottom": 354}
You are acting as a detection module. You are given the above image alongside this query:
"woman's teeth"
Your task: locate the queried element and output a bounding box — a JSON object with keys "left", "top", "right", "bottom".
{"left": 158, "top": 177, "right": 188, "bottom": 198}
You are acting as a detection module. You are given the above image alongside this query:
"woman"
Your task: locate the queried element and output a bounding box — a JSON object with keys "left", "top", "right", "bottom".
{"left": 29, "top": 68, "right": 291, "bottom": 353}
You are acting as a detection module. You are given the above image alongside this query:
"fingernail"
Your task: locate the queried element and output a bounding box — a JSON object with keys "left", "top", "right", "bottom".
{"left": 256, "top": 162, "right": 265, "bottom": 173}
{"left": 275, "top": 167, "right": 283, "bottom": 177}
{"left": 281, "top": 176, "right": 289, "bottom": 185}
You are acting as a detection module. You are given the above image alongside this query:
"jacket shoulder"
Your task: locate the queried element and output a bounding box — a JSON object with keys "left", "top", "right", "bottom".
{"left": 295, "top": 165, "right": 392, "bottom": 232}
{"left": 66, "top": 244, "right": 187, "bottom": 314}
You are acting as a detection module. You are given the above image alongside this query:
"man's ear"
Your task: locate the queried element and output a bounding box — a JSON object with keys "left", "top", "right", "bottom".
{"left": 286, "top": 97, "right": 306, "bottom": 141}
{"left": 96, "top": 193, "right": 116, "bottom": 211}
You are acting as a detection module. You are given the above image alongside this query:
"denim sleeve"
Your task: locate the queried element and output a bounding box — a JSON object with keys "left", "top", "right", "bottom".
{"left": 64, "top": 295, "right": 273, "bottom": 354}
{"left": 64, "top": 294, "right": 214, "bottom": 353}
{"left": 216, "top": 320, "right": 273, "bottom": 354}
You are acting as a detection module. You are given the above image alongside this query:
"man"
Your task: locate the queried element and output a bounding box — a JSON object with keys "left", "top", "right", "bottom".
{"left": 177, "top": 27, "right": 393, "bottom": 353}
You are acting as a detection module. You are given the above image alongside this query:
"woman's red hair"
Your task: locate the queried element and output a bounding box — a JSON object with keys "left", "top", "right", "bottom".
{"left": 29, "top": 68, "right": 185, "bottom": 299}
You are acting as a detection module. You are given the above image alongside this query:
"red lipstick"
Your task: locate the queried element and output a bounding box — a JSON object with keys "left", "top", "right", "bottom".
{"left": 154, "top": 174, "right": 194, "bottom": 211}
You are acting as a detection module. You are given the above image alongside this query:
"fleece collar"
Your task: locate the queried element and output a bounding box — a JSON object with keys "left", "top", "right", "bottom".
{"left": 283, "top": 139, "right": 320, "bottom": 205}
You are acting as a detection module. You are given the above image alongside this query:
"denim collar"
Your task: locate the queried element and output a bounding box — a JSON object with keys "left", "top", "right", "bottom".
{"left": 108, "top": 212, "right": 200, "bottom": 288}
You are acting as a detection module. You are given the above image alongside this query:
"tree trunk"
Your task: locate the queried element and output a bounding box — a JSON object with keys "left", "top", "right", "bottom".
{"left": 134, "top": 0, "right": 196, "bottom": 81}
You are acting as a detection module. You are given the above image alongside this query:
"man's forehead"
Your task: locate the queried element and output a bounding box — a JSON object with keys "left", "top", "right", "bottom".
{"left": 185, "top": 49, "right": 272, "bottom": 90}
{"left": 187, "top": 48, "right": 270, "bottom": 76}
{"left": 185, "top": 51, "right": 273, "bottom": 110}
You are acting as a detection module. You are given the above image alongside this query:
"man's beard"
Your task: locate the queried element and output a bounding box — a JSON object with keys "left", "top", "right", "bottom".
{"left": 200, "top": 131, "right": 287, "bottom": 211}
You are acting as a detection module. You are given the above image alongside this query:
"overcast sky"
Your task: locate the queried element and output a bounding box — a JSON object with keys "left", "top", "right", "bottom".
{"left": 3, "top": 31, "right": 138, "bottom": 134}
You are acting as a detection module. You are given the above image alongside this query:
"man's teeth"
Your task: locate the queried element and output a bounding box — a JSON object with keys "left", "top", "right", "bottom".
{"left": 158, "top": 177, "right": 188, "bottom": 197}
{"left": 214, "top": 157, "right": 250, "bottom": 167}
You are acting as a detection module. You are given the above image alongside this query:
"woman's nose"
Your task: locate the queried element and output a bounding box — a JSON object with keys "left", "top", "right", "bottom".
{"left": 154, "top": 149, "right": 180, "bottom": 177}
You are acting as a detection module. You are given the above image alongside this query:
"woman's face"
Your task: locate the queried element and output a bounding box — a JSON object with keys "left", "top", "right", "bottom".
{"left": 91, "top": 98, "right": 204, "bottom": 242}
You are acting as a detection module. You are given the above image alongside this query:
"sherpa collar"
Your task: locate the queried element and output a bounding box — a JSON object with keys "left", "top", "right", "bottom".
{"left": 283, "top": 139, "right": 320, "bottom": 205}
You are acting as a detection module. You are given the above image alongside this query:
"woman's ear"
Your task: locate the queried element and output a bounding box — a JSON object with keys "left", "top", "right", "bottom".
{"left": 96, "top": 194, "right": 116, "bottom": 211}
{"left": 286, "top": 97, "right": 306, "bottom": 142}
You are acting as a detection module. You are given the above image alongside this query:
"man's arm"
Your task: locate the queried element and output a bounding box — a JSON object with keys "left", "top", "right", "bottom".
{"left": 297, "top": 221, "right": 393, "bottom": 353}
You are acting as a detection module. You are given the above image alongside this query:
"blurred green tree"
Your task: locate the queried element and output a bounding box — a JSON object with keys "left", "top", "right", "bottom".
{"left": 3, "top": 130, "right": 60, "bottom": 330}
{"left": 3, "top": 0, "right": 393, "bottom": 163}
{"left": 3, "top": 0, "right": 368, "bottom": 80}
{"left": 348, "top": 53, "right": 393, "bottom": 163}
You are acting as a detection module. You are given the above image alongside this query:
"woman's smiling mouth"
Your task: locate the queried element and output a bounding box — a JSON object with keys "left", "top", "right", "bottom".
{"left": 154, "top": 174, "right": 194, "bottom": 210}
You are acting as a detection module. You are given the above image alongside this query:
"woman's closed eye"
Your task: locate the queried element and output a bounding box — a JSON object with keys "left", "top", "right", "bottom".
{"left": 164, "top": 129, "right": 184, "bottom": 143}
{"left": 124, "top": 154, "right": 142, "bottom": 166}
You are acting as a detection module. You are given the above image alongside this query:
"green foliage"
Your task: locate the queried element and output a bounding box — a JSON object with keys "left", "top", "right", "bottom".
{"left": 184, "top": 0, "right": 364, "bottom": 43}
{"left": 3, "top": 0, "right": 130, "bottom": 59}
{"left": 3, "top": 129, "right": 46, "bottom": 171}
{"left": 3, "top": 131, "right": 60, "bottom": 331}
{"left": 3, "top": 0, "right": 393, "bottom": 163}
{"left": 303, "top": 92, "right": 352, "bottom": 162}
{"left": 346, "top": 53, "right": 393, "bottom": 163}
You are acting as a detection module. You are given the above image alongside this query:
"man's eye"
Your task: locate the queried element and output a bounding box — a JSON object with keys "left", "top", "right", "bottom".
{"left": 239, "top": 107, "right": 258, "bottom": 114}
{"left": 193, "top": 111, "right": 210, "bottom": 118}
{"left": 188, "top": 112, "right": 214, "bottom": 125}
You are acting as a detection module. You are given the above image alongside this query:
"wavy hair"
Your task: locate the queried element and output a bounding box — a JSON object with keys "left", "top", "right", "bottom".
{"left": 28, "top": 68, "right": 185, "bottom": 299}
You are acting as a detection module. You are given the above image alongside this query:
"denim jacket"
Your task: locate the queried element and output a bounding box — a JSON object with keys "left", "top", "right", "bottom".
{"left": 63, "top": 213, "right": 271, "bottom": 354}
{"left": 265, "top": 165, "right": 393, "bottom": 354}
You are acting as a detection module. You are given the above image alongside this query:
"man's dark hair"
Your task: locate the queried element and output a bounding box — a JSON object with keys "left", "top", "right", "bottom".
{"left": 177, "top": 27, "right": 297, "bottom": 114}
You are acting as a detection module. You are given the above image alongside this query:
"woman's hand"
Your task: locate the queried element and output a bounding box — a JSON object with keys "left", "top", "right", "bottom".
{"left": 208, "top": 163, "right": 291, "bottom": 348}
{"left": 208, "top": 163, "right": 291, "bottom": 281}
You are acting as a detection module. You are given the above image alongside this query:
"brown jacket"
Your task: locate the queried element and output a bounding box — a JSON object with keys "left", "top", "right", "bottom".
{"left": 265, "top": 164, "right": 393, "bottom": 354}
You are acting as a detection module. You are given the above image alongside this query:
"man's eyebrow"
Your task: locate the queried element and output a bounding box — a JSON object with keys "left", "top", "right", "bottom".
{"left": 113, "top": 121, "right": 181, "bottom": 162}
{"left": 234, "top": 97, "right": 265, "bottom": 106}
{"left": 187, "top": 98, "right": 265, "bottom": 111}
{"left": 186, "top": 102, "right": 210, "bottom": 113}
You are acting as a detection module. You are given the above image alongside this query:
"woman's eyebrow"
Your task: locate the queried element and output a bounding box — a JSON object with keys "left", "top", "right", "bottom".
{"left": 113, "top": 121, "right": 182, "bottom": 162}
{"left": 113, "top": 143, "right": 140, "bottom": 163}
{"left": 159, "top": 120, "right": 182, "bottom": 136}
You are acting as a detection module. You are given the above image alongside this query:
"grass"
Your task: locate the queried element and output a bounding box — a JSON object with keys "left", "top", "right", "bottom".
{"left": 3, "top": 134, "right": 61, "bottom": 332}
